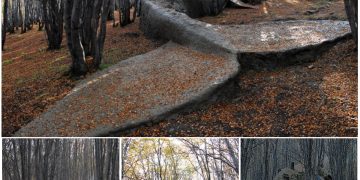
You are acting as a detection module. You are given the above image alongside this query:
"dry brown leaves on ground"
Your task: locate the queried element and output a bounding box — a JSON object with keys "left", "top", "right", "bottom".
{"left": 121, "top": 39, "right": 357, "bottom": 137}
{"left": 2, "top": 19, "right": 164, "bottom": 136}
{"left": 199, "top": 0, "right": 347, "bottom": 25}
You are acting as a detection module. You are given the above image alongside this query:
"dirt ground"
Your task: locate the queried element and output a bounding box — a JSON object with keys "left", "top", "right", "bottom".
{"left": 199, "top": 0, "right": 347, "bottom": 25}
{"left": 2, "top": 18, "right": 164, "bottom": 136}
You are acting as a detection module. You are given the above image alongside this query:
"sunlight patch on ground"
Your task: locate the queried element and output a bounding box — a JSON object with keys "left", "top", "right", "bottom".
{"left": 287, "top": 25, "right": 325, "bottom": 46}
{"left": 260, "top": 31, "right": 276, "bottom": 41}
{"left": 262, "top": 5, "right": 268, "bottom": 14}
{"left": 69, "top": 71, "right": 114, "bottom": 95}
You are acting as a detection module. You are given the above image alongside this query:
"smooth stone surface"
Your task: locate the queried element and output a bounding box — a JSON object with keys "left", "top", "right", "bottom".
{"left": 14, "top": 42, "right": 239, "bottom": 137}
{"left": 213, "top": 20, "right": 351, "bottom": 53}
{"left": 140, "top": 0, "right": 237, "bottom": 56}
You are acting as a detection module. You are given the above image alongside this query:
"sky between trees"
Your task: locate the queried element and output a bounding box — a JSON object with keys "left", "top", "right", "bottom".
{"left": 122, "top": 138, "right": 239, "bottom": 180}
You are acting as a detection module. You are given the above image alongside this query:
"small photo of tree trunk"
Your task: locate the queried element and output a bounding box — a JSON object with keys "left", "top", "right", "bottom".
{"left": 2, "top": 138, "right": 120, "bottom": 180}
{"left": 121, "top": 138, "right": 239, "bottom": 180}
{"left": 241, "top": 138, "right": 357, "bottom": 180}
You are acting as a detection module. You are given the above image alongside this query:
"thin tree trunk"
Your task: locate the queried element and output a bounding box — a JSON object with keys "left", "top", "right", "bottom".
{"left": 344, "top": 0, "right": 357, "bottom": 44}
{"left": 65, "top": 0, "right": 88, "bottom": 75}
{"left": 225, "top": 139, "right": 239, "bottom": 175}
{"left": 263, "top": 141, "right": 269, "bottom": 180}
{"left": 94, "top": 0, "right": 111, "bottom": 68}
{"left": 2, "top": 0, "right": 9, "bottom": 50}
{"left": 19, "top": 0, "right": 26, "bottom": 33}
{"left": 42, "top": 0, "right": 64, "bottom": 50}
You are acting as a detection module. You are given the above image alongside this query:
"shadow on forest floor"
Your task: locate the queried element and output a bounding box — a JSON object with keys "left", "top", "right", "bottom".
{"left": 121, "top": 39, "right": 357, "bottom": 137}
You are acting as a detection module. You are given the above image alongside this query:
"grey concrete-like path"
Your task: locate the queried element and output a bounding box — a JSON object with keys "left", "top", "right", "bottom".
{"left": 212, "top": 20, "right": 351, "bottom": 69}
{"left": 214, "top": 20, "right": 350, "bottom": 53}
{"left": 15, "top": 42, "right": 238, "bottom": 137}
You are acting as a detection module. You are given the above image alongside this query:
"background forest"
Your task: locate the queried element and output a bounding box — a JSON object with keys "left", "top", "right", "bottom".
{"left": 1, "top": 0, "right": 162, "bottom": 137}
{"left": 122, "top": 138, "right": 239, "bottom": 180}
{"left": 2, "top": 139, "right": 119, "bottom": 180}
{"left": 241, "top": 139, "right": 357, "bottom": 180}
{"left": 2, "top": 0, "right": 138, "bottom": 75}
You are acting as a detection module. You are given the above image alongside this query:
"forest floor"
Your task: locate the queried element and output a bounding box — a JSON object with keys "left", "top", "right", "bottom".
{"left": 199, "top": 0, "right": 347, "bottom": 25}
{"left": 121, "top": 39, "right": 357, "bottom": 137}
{"left": 3, "top": 0, "right": 357, "bottom": 137}
{"left": 2, "top": 18, "right": 165, "bottom": 136}
{"left": 120, "top": 0, "right": 358, "bottom": 137}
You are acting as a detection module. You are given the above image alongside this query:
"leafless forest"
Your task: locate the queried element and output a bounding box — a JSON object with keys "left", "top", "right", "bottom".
{"left": 241, "top": 139, "right": 357, "bottom": 180}
{"left": 2, "top": 0, "right": 138, "bottom": 75}
{"left": 2, "top": 139, "right": 119, "bottom": 180}
{"left": 122, "top": 138, "right": 239, "bottom": 180}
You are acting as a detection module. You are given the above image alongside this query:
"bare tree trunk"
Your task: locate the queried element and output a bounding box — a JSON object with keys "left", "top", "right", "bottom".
{"left": 107, "top": 0, "right": 115, "bottom": 21}
{"left": 42, "top": 0, "right": 64, "bottom": 50}
{"left": 344, "top": 0, "right": 357, "bottom": 44}
{"left": 19, "top": 140, "right": 26, "bottom": 180}
{"left": 94, "top": 0, "right": 111, "bottom": 68}
{"left": 111, "top": 0, "right": 117, "bottom": 27}
{"left": 2, "top": 0, "right": 9, "bottom": 50}
{"left": 263, "top": 141, "right": 269, "bottom": 180}
{"left": 225, "top": 139, "right": 239, "bottom": 176}
{"left": 48, "top": 140, "right": 60, "bottom": 180}
{"left": 204, "top": 141, "right": 211, "bottom": 180}
{"left": 70, "top": 0, "right": 87, "bottom": 75}
{"left": 19, "top": 0, "right": 26, "bottom": 33}
{"left": 131, "top": 0, "right": 137, "bottom": 22}
{"left": 119, "top": 0, "right": 131, "bottom": 26}
{"left": 11, "top": 140, "right": 21, "bottom": 180}
{"left": 7, "top": 0, "right": 15, "bottom": 34}
{"left": 156, "top": 139, "right": 163, "bottom": 180}
{"left": 64, "top": 0, "right": 110, "bottom": 76}
{"left": 64, "top": 0, "right": 88, "bottom": 75}
{"left": 26, "top": 140, "right": 31, "bottom": 180}
{"left": 300, "top": 139, "right": 315, "bottom": 180}
{"left": 81, "top": 0, "right": 94, "bottom": 56}
{"left": 95, "top": 139, "right": 104, "bottom": 180}
{"left": 35, "top": 140, "right": 42, "bottom": 180}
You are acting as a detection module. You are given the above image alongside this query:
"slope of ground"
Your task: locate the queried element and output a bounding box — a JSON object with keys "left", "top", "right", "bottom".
{"left": 121, "top": 39, "right": 357, "bottom": 137}
{"left": 199, "top": 0, "right": 347, "bottom": 25}
{"left": 2, "top": 19, "right": 165, "bottom": 136}
{"left": 15, "top": 42, "right": 238, "bottom": 137}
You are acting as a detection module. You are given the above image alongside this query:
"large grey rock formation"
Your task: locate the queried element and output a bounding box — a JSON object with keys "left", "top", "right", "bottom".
{"left": 213, "top": 20, "right": 351, "bottom": 69}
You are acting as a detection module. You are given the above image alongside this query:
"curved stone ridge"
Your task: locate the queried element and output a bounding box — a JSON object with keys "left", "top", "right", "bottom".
{"left": 140, "top": 0, "right": 351, "bottom": 70}
{"left": 140, "top": 0, "right": 237, "bottom": 55}
{"left": 213, "top": 20, "right": 351, "bottom": 53}
{"left": 14, "top": 42, "right": 239, "bottom": 137}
